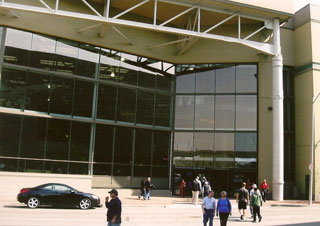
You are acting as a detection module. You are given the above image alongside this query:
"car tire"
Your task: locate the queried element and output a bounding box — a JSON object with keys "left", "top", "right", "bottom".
{"left": 79, "top": 198, "right": 91, "bottom": 210}
{"left": 27, "top": 197, "right": 40, "bottom": 208}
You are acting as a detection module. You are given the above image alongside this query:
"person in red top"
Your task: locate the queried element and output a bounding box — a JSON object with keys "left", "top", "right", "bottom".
{"left": 260, "top": 179, "right": 269, "bottom": 202}
{"left": 180, "top": 179, "right": 187, "bottom": 198}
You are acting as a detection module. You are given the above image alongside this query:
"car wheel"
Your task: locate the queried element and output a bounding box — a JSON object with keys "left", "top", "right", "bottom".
{"left": 79, "top": 198, "right": 91, "bottom": 210}
{"left": 27, "top": 197, "right": 40, "bottom": 208}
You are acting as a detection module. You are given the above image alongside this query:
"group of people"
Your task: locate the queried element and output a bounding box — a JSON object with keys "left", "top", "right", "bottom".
{"left": 138, "top": 177, "right": 154, "bottom": 200}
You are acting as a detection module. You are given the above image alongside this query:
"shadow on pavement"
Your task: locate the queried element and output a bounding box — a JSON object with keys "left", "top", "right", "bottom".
{"left": 3, "top": 205, "right": 99, "bottom": 210}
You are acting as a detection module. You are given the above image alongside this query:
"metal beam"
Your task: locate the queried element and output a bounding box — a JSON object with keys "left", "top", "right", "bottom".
{"left": 78, "top": 23, "right": 102, "bottom": 33}
{"left": 38, "top": 0, "right": 53, "bottom": 12}
{"left": 177, "top": 37, "right": 199, "bottom": 55}
{"left": 55, "top": 0, "right": 59, "bottom": 13}
{"left": 148, "top": 37, "right": 193, "bottom": 49}
{"left": 81, "top": 0, "right": 104, "bottom": 20}
{"left": 160, "top": 5, "right": 197, "bottom": 26}
{"left": 243, "top": 22, "right": 270, "bottom": 40}
{"left": 112, "top": 26, "right": 133, "bottom": 45}
{"left": 204, "top": 13, "right": 237, "bottom": 34}
{"left": 113, "top": 0, "right": 150, "bottom": 19}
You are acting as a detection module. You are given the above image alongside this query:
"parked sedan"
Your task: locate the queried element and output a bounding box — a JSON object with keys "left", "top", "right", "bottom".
{"left": 17, "top": 183, "right": 101, "bottom": 209}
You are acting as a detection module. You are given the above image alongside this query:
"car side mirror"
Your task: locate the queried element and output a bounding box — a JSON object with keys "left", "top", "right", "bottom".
{"left": 71, "top": 190, "right": 76, "bottom": 194}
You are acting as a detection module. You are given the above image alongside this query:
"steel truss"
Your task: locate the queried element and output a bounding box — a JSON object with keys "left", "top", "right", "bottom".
{"left": 0, "top": 0, "right": 277, "bottom": 55}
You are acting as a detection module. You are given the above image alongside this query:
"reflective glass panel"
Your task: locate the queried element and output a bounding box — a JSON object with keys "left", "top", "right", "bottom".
{"left": 236, "top": 95, "right": 257, "bottom": 130}
{"left": 194, "top": 132, "right": 214, "bottom": 168}
{"left": 136, "top": 91, "right": 154, "bottom": 125}
{"left": 118, "top": 60, "right": 138, "bottom": 85}
{"left": 173, "top": 132, "right": 193, "bottom": 167}
{"left": 68, "top": 162, "right": 88, "bottom": 175}
{"left": 99, "top": 50, "right": 120, "bottom": 82}
{"left": 0, "top": 68, "right": 26, "bottom": 110}
{"left": 155, "top": 94, "right": 171, "bottom": 127}
{"left": 116, "top": 88, "right": 136, "bottom": 123}
{"left": 114, "top": 127, "right": 133, "bottom": 165}
{"left": 215, "top": 95, "right": 235, "bottom": 130}
{"left": 134, "top": 165, "right": 151, "bottom": 177}
{"left": 236, "top": 65, "right": 257, "bottom": 93}
{"left": 175, "top": 95, "right": 194, "bottom": 129}
{"left": 54, "top": 39, "right": 78, "bottom": 75}
{"left": 157, "top": 75, "right": 172, "bottom": 92}
{"left": 235, "top": 133, "right": 257, "bottom": 168}
{"left": 138, "top": 71, "right": 155, "bottom": 89}
{"left": 214, "top": 133, "right": 234, "bottom": 168}
{"left": 25, "top": 72, "right": 51, "bottom": 113}
{"left": 153, "top": 131, "right": 170, "bottom": 166}
{"left": 152, "top": 166, "right": 168, "bottom": 178}
{"left": 0, "top": 158, "right": 18, "bottom": 172}
{"left": 196, "top": 70, "right": 215, "bottom": 93}
{"left": 44, "top": 161, "right": 67, "bottom": 174}
{"left": 18, "top": 159, "right": 43, "bottom": 173}
{"left": 76, "top": 43, "right": 99, "bottom": 78}
{"left": 73, "top": 80, "right": 94, "bottom": 118}
{"left": 176, "top": 73, "right": 195, "bottom": 93}
{"left": 195, "top": 96, "right": 214, "bottom": 129}
{"left": 216, "top": 66, "right": 235, "bottom": 93}
{"left": 69, "top": 121, "right": 90, "bottom": 161}
{"left": 134, "top": 129, "right": 152, "bottom": 165}
{"left": 97, "top": 84, "right": 117, "bottom": 120}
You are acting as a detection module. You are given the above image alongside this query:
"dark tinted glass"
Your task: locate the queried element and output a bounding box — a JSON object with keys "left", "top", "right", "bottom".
{"left": 0, "top": 158, "right": 18, "bottom": 172}
{"left": 44, "top": 161, "right": 67, "bottom": 174}
{"left": 153, "top": 131, "right": 170, "bottom": 166}
{"left": 155, "top": 94, "right": 171, "bottom": 127}
{"left": 116, "top": 88, "right": 136, "bottom": 122}
{"left": 118, "top": 61, "right": 138, "bottom": 85}
{"left": 97, "top": 84, "right": 117, "bottom": 120}
{"left": 76, "top": 44, "right": 99, "bottom": 78}
{"left": 69, "top": 121, "right": 90, "bottom": 161}
{"left": 0, "top": 114, "right": 22, "bottom": 157}
{"left": 235, "top": 133, "right": 257, "bottom": 168}
{"left": 54, "top": 39, "right": 78, "bottom": 75}
{"left": 18, "top": 159, "right": 43, "bottom": 173}
{"left": 138, "top": 71, "right": 155, "bottom": 89}
{"left": 136, "top": 91, "right": 154, "bottom": 125}
{"left": 99, "top": 50, "right": 120, "bottom": 82}
{"left": 0, "top": 68, "right": 26, "bottom": 110}
{"left": 134, "top": 129, "right": 152, "bottom": 165}
{"left": 68, "top": 162, "right": 88, "bottom": 175}
{"left": 114, "top": 127, "right": 133, "bottom": 165}
{"left": 49, "top": 76, "right": 74, "bottom": 115}
{"left": 134, "top": 165, "right": 151, "bottom": 177}
{"left": 25, "top": 72, "right": 51, "bottom": 113}
{"left": 152, "top": 166, "right": 168, "bottom": 178}
{"left": 157, "top": 75, "right": 172, "bottom": 92}
{"left": 73, "top": 80, "right": 94, "bottom": 117}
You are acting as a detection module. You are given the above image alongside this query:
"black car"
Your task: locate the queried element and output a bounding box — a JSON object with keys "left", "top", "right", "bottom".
{"left": 17, "top": 183, "right": 101, "bottom": 209}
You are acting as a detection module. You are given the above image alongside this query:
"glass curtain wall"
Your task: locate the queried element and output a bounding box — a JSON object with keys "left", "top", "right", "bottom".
{"left": 0, "top": 27, "right": 173, "bottom": 188}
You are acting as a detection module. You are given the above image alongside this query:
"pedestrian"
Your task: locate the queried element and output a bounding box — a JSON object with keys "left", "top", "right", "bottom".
{"left": 249, "top": 184, "right": 257, "bottom": 218}
{"left": 202, "top": 190, "right": 216, "bottom": 226}
{"left": 144, "top": 177, "right": 152, "bottom": 200}
{"left": 192, "top": 176, "right": 201, "bottom": 205}
{"left": 201, "top": 177, "right": 207, "bottom": 198}
{"left": 105, "top": 189, "right": 122, "bottom": 226}
{"left": 250, "top": 187, "right": 263, "bottom": 222}
{"left": 203, "top": 181, "right": 211, "bottom": 197}
{"left": 236, "top": 182, "right": 249, "bottom": 220}
{"left": 246, "top": 178, "right": 251, "bottom": 190}
{"left": 260, "top": 179, "right": 269, "bottom": 202}
{"left": 138, "top": 179, "right": 145, "bottom": 199}
{"left": 216, "top": 191, "right": 232, "bottom": 226}
{"left": 180, "top": 178, "right": 187, "bottom": 198}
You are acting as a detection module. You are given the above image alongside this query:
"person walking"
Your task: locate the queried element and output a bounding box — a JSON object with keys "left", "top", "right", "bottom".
{"left": 260, "top": 179, "right": 269, "bottom": 202}
{"left": 144, "top": 177, "right": 152, "bottom": 200}
{"left": 180, "top": 178, "right": 187, "bottom": 198}
{"left": 236, "top": 182, "right": 249, "bottom": 220}
{"left": 203, "top": 181, "right": 211, "bottom": 197}
{"left": 250, "top": 187, "right": 263, "bottom": 222}
{"left": 105, "top": 189, "right": 122, "bottom": 226}
{"left": 249, "top": 184, "right": 257, "bottom": 218}
{"left": 138, "top": 179, "right": 145, "bottom": 199}
{"left": 216, "top": 191, "right": 232, "bottom": 226}
{"left": 202, "top": 190, "right": 216, "bottom": 226}
{"left": 192, "top": 176, "right": 201, "bottom": 205}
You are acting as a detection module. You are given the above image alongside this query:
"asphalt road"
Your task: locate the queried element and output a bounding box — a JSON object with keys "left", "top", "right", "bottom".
{"left": 1, "top": 202, "right": 320, "bottom": 226}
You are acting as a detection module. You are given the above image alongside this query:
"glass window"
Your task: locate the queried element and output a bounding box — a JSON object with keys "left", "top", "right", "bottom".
{"left": 20, "top": 116, "right": 47, "bottom": 159}
{"left": 152, "top": 166, "right": 168, "bottom": 178}
{"left": 134, "top": 129, "right": 152, "bottom": 165}
{"left": 215, "top": 95, "right": 235, "bottom": 130}
{"left": 155, "top": 94, "right": 171, "bottom": 127}
{"left": 0, "top": 158, "right": 18, "bottom": 172}
{"left": 4, "top": 28, "right": 32, "bottom": 66}
{"left": 236, "top": 95, "right": 257, "bottom": 130}
{"left": 118, "top": 61, "right": 138, "bottom": 85}
{"left": 114, "top": 127, "right": 133, "bottom": 173}
{"left": 136, "top": 91, "right": 154, "bottom": 125}
{"left": 235, "top": 133, "right": 257, "bottom": 152}
{"left": 175, "top": 95, "right": 194, "bottom": 129}
{"left": 73, "top": 80, "right": 94, "bottom": 118}
{"left": 196, "top": 70, "right": 215, "bottom": 93}
{"left": 176, "top": 73, "right": 195, "bottom": 93}
{"left": 97, "top": 84, "right": 117, "bottom": 121}
{"left": 0, "top": 114, "right": 22, "bottom": 157}
{"left": 68, "top": 162, "right": 88, "bottom": 175}
{"left": 157, "top": 75, "right": 172, "bottom": 92}
{"left": 236, "top": 65, "right": 257, "bottom": 93}
{"left": 54, "top": 39, "right": 78, "bottom": 75}
{"left": 138, "top": 71, "right": 155, "bottom": 89}
{"left": 25, "top": 72, "right": 51, "bottom": 113}
{"left": 134, "top": 165, "right": 151, "bottom": 177}
{"left": 99, "top": 50, "right": 120, "bottom": 82}
{"left": 216, "top": 66, "right": 235, "bottom": 93}
{"left": 69, "top": 121, "right": 90, "bottom": 161}
{"left": 194, "top": 132, "right": 214, "bottom": 168}
{"left": 45, "top": 119, "right": 70, "bottom": 160}
{"left": 44, "top": 161, "right": 67, "bottom": 174}
{"left": 18, "top": 159, "right": 43, "bottom": 173}
{"left": 215, "top": 133, "right": 234, "bottom": 152}
{"left": 29, "top": 34, "right": 56, "bottom": 70}
{"left": 116, "top": 88, "right": 136, "bottom": 123}
{"left": 54, "top": 184, "right": 70, "bottom": 191}
{"left": 153, "top": 131, "right": 170, "bottom": 166}
{"left": 76, "top": 43, "right": 99, "bottom": 78}
{"left": 49, "top": 76, "right": 74, "bottom": 115}
{"left": 0, "top": 68, "right": 26, "bottom": 110}
{"left": 173, "top": 132, "right": 193, "bottom": 168}
{"left": 195, "top": 96, "right": 214, "bottom": 129}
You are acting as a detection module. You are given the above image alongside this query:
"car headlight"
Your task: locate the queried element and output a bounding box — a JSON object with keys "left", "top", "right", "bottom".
{"left": 91, "top": 195, "right": 99, "bottom": 200}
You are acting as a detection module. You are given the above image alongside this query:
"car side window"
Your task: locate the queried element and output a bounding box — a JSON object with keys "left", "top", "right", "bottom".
{"left": 53, "top": 185, "right": 70, "bottom": 191}
{"left": 43, "top": 185, "right": 53, "bottom": 190}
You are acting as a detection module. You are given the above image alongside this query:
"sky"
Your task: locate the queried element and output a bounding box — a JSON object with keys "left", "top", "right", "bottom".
{"left": 295, "top": 0, "right": 320, "bottom": 11}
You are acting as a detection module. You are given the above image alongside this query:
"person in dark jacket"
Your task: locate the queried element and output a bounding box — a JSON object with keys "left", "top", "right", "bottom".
{"left": 203, "top": 181, "right": 211, "bottom": 197}
{"left": 138, "top": 179, "right": 145, "bottom": 199}
{"left": 105, "top": 189, "right": 122, "bottom": 226}
{"left": 144, "top": 177, "right": 152, "bottom": 200}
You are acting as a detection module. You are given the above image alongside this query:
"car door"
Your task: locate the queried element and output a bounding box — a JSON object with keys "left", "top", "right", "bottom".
{"left": 39, "top": 185, "right": 57, "bottom": 205}
{"left": 53, "top": 184, "right": 76, "bottom": 206}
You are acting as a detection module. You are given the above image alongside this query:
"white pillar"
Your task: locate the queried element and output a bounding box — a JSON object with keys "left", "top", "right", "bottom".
{"left": 272, "top": 18, "right": 284, "bottom": 201}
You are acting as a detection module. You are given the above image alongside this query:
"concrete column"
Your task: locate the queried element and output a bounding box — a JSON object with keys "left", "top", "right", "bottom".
{"left": 272, "top": 18, "right": 284, "bottom": 201}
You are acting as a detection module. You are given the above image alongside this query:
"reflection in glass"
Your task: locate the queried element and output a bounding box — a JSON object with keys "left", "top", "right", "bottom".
{"left": 76, "top": 44, "right": 99, "bottom": 78}
{"left": 153, "top": 131, "right": 170, "bottom": 166}
{"left": 69, "top": 121, "right": 90, "bottom": 161}
{"left": 68, "top": 162, "right": 88, "bottom": 175}
{"left": 196, "top": 70, "right": 215, "bottom": 93}
{"left": 0, "top": 114, "right": 22, "bottom": 157}
{"left": 136, "top": 91, "right": 154, "bottom": 125}
{"left": 117, "top": 88, "right": 136, "bottom": 122}
{"left": 97, "top": 84, "right": 117, "bottom": 120}
{"left": 113, "top": 164, "right": 131, "bottom": 176}
{"left": 157, "top": 75, "right": 172, "bottom": 92}
{"left": 236, "top": 96, "right": 257, "bottom": 130}
{"left": 134, "top": 129, "right": 152, "bottom": 165}
{"left": 236, "top": 65, "right": 257, "bottom": 93}
{"left": 18, "top": 159, "right": 43, "bottom": 173}
{"left": 4, "top": 28, "right": 32, "bottom": 66}
{"left": 138, "top": 71, "right": 155, "bottom": 89}
{"left": 73, "top": 80, "right": 94, "bottom": 117}
{"left": 118, "top": 61, "right": 138, "bottom": 85}
{"left": 0, "top": 68, "right": 26, "bottom": 110}
{"left": 176, "top": 73, "right": 195, "bottom": 93}
{"left": 0, "top": 158, "right": 18, "bottom": 172}
{"left": 173, "top": 132, "right": 193, "bottom": 168}
{"left": 25, "top": 72, "right": 51, "bottom": 113}
{"left": 44, "top": 161, "right": 67, "bottom": 174}
{"left": 49, "top": 76, "right": 74, "bottom": 115}
{"left": 235, "top": 133, "right": 257, "bottom": 168}
{"left": 214, "top": 133, "right": 235, "bottom": 168}
{"left": 152, "top": 166, "right": 168, "bottom": 178}
{"left": 114, "top": 127, "right": 132, "bottom": 166}
{"left": 216, "top": 66, "right": 235, "bottom": 93}
{"left": 54, "top": 39, "right": 78, "bottom": 74}
{"left": 175, "top": 95, "right": 194, "bottom": 129}
{"left": 155, "top": 94, "right": 171, "bottom": 127}
{"left": 215, "top": 95, "right": 235, "bottom": 130}
{"left": 99, "top": 51, "right": 120, "bottom": 82}
{"left": 195, "top": 96, "right": 214, "bottom": 129}
{"left": 134, "top": 165, "right": 151, "bottom": 177}
{"left": 194, "top": 133, "right": 214, "bottom": 168}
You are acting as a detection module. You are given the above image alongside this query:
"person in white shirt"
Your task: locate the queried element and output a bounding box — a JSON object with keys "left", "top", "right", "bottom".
{"left": 202, "top": 190, "right": 216, "bottom": 226}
